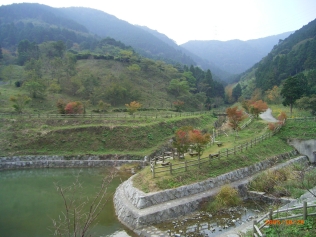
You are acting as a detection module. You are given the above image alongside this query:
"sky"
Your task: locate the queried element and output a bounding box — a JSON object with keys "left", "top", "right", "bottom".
{"left": 1, "top": 0, "right": 316, "bottom": 45}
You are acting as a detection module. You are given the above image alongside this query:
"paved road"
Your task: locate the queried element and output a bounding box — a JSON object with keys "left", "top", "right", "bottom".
{"left": 259, "top": 108, "right": 278, "bottom": 122}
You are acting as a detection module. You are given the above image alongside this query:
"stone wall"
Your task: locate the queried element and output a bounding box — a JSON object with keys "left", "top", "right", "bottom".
{"left": 124, "top": 151, "right": 299, "bottom": 209}
{"left": 288, "top": 139, "right": 316, "bottom": 163}
{"left": 114, "top": 153, "right": 309, "bottom": 230}
{"left": 0, "top": 155, "right": 146, "bottom": 170}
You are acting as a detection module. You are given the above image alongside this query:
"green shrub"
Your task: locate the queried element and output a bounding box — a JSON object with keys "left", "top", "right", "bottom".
{"left": 206, "top": 184, "right": 241, "bottom": 212}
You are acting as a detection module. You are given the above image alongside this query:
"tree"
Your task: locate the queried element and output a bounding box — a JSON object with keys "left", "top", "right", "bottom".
{"left": 296, "top": 95, "right": 316, "bottom": 115}
{"left": 10, "top": 94, "right": 31, "bottom": 113}
{"left": 168, "top": 79, "right": 190, "bottom": 97}
{"left": 51, "top": 167, "right": 117, "bottom": 237}
{"left": 56, "top": 99, "right": 67, "bottom": 114}
{"left": 226, "top": 106, "right": 245, "bottom": 135}
{"left": 232, "top": 84, "right": 242, "bottom": 101}
{"left": 188, "top": 129, "right": 210, "bottom": 159}
{"left": 98, "top": 100, "right": 111, "bottom": 112}
{"left": 125, "top": 101, "right": 142, "bottom": 115}
{"left": 281, "top": 75, "right": 308, "bottom": 115}
{"left": 23, "top": 80, "right": 46, "bottom": 98}
{"left": 249, "top": 100, "right": 268, "bottom": 118}
{"left": 173, "top": 100, "right": 184, "bottom": 112}
{"left": 65, "top": 101, "right": 84, "bottom": 114}
{"left": 265, "top": 86, "right": 282, "bottom": 104}
{"left": 173, "top": 126, "right": 192, "bottom": 159}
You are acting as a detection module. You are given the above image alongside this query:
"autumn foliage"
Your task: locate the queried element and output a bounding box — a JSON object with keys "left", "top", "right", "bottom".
{"left": 173, "top": 127, "right": 210, "bottom": 159}
{"left": 64, "top": 101, "right": 84, "bottom": 114}
{"left": 249, "top": 100, "right": 268, "bottom": 118}
{"left": 226, "top": 106, "right": 245, "bottom": 132}
{"left": 188, "top": 129, "right": 211, "bottom": 158}
{"left": 125, "top": 101, "right": 142, "bottom": 115}
{"left": 278, "top": 111, "right": 287, "bottom": 124}
{"left": 268, "top": 123, "right": 276, "bottom": 131}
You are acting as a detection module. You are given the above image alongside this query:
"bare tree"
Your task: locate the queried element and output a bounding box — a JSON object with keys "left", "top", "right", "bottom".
{"left": 51, "top": 165, "right": 117, "bottom": 237}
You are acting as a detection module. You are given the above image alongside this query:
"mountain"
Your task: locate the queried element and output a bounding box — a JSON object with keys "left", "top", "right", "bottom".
{"left": 0, "top": 3, "right": 236, "bottom": 81}
{"left": 181, "top": 32, "right": 293, "bottom": 75}
{"left": 56, "top": 7, "right": 198, "bottom": 67}
{"left": 240, "top": 18, "right": 316, "bottom": 93}
{"left": 137, "top": 25, "right": 232, "bottom": 81}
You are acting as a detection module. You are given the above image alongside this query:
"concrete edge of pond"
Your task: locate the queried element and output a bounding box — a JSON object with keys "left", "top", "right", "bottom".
{"left": 113, "top": 154, "right": 309, "bottom": 233}
{"left": 0, "top": 155, "right": 148, "bottom": 170}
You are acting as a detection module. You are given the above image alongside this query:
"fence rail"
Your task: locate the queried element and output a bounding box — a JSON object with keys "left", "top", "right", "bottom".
{"left": 253, "top": 201, "right": 316, "bottom": 237}
{"left": 287, "top": 117, "right": 316, "bottom": 121}
{"left": 0, "top": 111, "right": 209, "bottom": 120}
{"left": 150, "top": 122, "right": 283, "bottom": 178}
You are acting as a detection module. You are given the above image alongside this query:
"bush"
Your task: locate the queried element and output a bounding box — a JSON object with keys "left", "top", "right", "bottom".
{"left": 64, "top": 101, "right": 84, "bottom": 114}
{"left": 206, "top": 184, "right": 241, "bottom": 212}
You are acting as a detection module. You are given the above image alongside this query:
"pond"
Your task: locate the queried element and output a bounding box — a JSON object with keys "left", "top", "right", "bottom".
{"left": 0, "top": 167, "right": 136, "bottom": 237}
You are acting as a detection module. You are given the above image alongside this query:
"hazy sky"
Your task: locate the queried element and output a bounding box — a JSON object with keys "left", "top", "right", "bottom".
{"left": 1, "top": 0, "right": 316, "bottom": 44}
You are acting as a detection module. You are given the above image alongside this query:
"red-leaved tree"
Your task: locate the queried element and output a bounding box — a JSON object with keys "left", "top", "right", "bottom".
{"left": 188, "top": 129, "right": 211, "bottom": 159}
{"left": 173, "top": 126, "right": 192, "bottom": 159}
{"left": 226, "top": 106, "right": 245, "bottom": 136}
{"left": 249, "top": 100, "right": 268, "bottom": 118}
{"left": 65, "top": 101, "right": 84, "bottom": 114}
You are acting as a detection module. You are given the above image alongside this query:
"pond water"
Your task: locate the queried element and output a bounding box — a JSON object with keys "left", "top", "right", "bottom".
{"left": 0, "top": 168, "right": 136, "bottom": 237}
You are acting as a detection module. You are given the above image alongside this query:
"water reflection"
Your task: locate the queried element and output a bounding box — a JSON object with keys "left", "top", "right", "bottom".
{"left": 0, "top": 168, "right": 134, "bottom": 237}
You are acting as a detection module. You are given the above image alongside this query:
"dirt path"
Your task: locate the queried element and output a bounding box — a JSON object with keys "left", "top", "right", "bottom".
{"left": 259, "top": 108, "right": 278, "bottom": 122}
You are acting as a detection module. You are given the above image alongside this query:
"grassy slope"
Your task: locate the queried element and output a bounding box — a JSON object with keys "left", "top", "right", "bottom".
{"left": 0, "top": 114, "right": 215, "bottom": 157}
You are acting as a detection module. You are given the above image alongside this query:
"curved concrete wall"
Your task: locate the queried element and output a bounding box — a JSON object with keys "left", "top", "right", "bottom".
{"left": 114, "top": 152, "right": 308, "bottom": 230}
{"left": 124, "top": 151, "right": 298, "bottom": 209}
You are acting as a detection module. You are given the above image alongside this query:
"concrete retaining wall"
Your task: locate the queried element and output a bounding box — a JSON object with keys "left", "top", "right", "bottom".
{"left": 124, "top": 151, "right": 299, "bottom": 209}
{"left": 114, "top": 153, "right": 309, "bottom": 230}
{"left": 288, "top": 139, "right": 316, "bottom": 163}
{"left": 0, "top": 155, "right": 146, "bottom": 170}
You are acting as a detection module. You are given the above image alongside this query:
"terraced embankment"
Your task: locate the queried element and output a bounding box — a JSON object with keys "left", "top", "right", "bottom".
{"left": 114, "top": 152, "right": 308, "bottom": 233}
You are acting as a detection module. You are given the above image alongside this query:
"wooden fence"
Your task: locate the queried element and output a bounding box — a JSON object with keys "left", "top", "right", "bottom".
{"left": 0, "top": 111, "right": 209, "bottom": 120}
{"left": 150, "top": 122, "right": 283, "bottom": 178}
{"left": 253, "top": 201, "right": 316, "bottom": 237}
{"left": 287, "top": 117, "right": 316, "bottom": 122}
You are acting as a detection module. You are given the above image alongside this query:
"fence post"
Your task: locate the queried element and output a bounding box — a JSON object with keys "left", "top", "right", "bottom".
{"left": 303, "top": 201, "right": 307, "bottom": 220}
{"left": 269, "top": 208, "right": 273, "bottom": 220}
{"left": 253, "top": 220, "right": 257, "bottom": 236}
{"left": 170, "top": 163, "right": 173, "bottom": 175}
{"left": 198, "top": 156, "right": 200, "bottom": 168}
{"left": 185, "top": 160, "right": 187, "bottom": 171}
{"left": 152, "top": 164, "right": 155, "bottom": 178}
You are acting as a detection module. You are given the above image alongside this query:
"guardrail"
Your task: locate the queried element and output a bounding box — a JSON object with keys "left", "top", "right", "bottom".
{"left": 253, "top": 201, "right": 316, "bottom": 237}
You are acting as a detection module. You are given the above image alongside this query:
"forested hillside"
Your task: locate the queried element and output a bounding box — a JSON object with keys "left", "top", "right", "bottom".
{"left": 0, "top": 35, "right": 225, "bottom": 114}
{"left": 253, "top": 18, "right": 316, "bottom": 91}
{"left": 237, "top": 18, "right": 316, "bottom": 115}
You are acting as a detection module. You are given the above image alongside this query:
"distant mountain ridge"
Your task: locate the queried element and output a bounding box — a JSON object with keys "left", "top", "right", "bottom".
{"left": 181, "top": 32, "right": 293, "bottom": 75}
{"left": 0, "top": 3, "right": 300, "bottom": 82}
